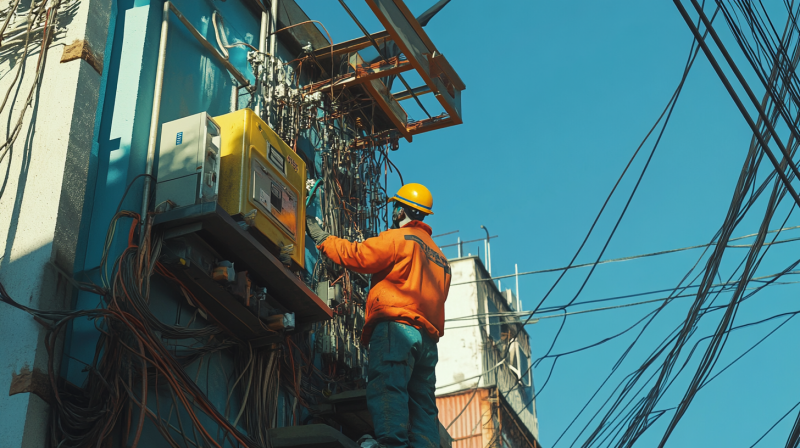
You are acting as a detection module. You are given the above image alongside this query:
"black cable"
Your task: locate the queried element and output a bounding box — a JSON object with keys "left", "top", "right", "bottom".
{"left": 750, "top": 400, "right": 800, "bottom": 447}
{"left": 501, "top": 10, "right": 706, "bottom": 381}
{"left": 547, "top": 3, "right": 800, "bottom": 441}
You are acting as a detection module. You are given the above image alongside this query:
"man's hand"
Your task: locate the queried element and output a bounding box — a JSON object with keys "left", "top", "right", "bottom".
{"left": 278, "top": 244, "right": 294, "bottom": 267}
{"left": 306, "top": 216, "right": 330, "bottom": 245}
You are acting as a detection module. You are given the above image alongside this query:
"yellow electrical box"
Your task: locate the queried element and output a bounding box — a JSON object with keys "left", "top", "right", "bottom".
{"left": 214, "top": 109, "right": 306, "bottom": 268}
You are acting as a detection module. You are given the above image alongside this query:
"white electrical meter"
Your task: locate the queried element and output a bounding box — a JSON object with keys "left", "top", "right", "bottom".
{"left": 155, "top": 112, "right": 222, "bottom": 209}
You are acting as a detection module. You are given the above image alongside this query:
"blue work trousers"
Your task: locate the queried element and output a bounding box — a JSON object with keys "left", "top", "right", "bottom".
{"left": 367, "top": 321, "right": 439, "bottom": 448}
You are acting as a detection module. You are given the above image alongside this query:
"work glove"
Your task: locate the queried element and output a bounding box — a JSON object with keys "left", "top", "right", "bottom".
{"left": 306, "top": 216, "right": 330, "bottom": 245}
{"left": 278, "top": 244, "right": 294, "bottom": 267}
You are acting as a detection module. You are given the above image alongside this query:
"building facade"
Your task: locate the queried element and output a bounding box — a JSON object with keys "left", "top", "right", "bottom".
{"left": 436, "top": 256, "right": 541, "bottom": 448}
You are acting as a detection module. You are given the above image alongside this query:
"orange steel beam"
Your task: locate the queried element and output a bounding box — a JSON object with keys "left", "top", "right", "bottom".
{"left": 349, "top": 52, "right": 412, "bottom": 141}
{"left": 364, "top": 80, "right": 412, "bottom": 142}
{"left": 393, "top": 85, "right": 432, "bottom": 101}
{"left": 408, "top": 115, "right": 453, "bottom": 135}
{"left": 365, "top": 0, "right": 464, "bottom": 125}
{"left": 312, "top": 30, "right": 392, "bottom": 59}
{"left": 354, "top": 57, "right": 413, "bottom": 83}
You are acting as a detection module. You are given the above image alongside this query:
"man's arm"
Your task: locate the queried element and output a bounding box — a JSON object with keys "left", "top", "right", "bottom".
{"left": 318, "top": 233, "right": 396, "bottom": 274}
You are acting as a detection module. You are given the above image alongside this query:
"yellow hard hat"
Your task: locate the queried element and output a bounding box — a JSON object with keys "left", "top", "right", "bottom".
{"left": 388, "top": 183, "right": 434, "bottom": 215}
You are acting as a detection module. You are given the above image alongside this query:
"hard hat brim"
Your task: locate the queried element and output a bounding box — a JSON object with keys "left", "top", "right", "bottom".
{"left": 388, "top": 196, "right": 434, "bottom": 215}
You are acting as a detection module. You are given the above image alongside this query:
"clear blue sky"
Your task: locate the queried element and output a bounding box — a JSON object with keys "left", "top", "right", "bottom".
{"left": 299, "top": 1, "right": 800, "bottom": 446}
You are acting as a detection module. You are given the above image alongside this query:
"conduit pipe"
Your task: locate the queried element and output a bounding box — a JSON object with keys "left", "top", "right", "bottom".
{"left": 266, "top": 0, "right": 278, "bottom": 125}
{"left": 481, "top": 225, "right": 492, "bottom": 274}
{"left": 141, "top": 1, "right": 171, "bottom": 222}
{"left": 142, "top": 2, "right": 252, "bottom": 220}
{"left": 255, "top": 10, "right": 267, "bottom": 116}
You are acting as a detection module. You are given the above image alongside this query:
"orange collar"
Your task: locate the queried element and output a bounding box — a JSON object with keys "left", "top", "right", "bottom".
{"left": 401, "top": 220, "right": 432, "bottom": 235}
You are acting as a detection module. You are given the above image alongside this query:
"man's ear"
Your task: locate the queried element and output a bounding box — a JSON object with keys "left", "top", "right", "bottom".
{"left": 396, "top": 207, "right": 406, "bottom": 221}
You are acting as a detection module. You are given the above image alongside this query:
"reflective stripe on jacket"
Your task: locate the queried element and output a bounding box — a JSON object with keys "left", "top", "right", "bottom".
{"left": 317, "top": 221, "right": 451, "bottom": 345}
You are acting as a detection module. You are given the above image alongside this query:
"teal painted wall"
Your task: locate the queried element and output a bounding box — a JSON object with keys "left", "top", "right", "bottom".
{"left": 63, "top": 1, "right": 298, "bottom": 444}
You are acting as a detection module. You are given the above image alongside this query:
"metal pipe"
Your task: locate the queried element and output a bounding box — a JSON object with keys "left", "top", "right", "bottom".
{"left": 674, "top": 0, "right": 800, "bottom": 209}
{"left": 256, "top": 10, "right": 267, "bottom": 116}
{"left": 515, "top": 263, "right": 520, "bottom": 311}
{"left": 457, "top": 236, "right": 462, "bottom": 258}
{"left": 488, "top": 240, "right": 492, "bottom": 275}
{"left": 231, "top": 84, "right": 238, "bottom": 112}
{"left": 480, "top": 225, "right": 491, "bottom": 274}
{"left": 168, "top": 4, "right": 251, "bottom": 87}
{"left": 266, "top": 0, "right": 278, "bottom": 125}
{"left": 142, "top": 1, "right": 171, "bottom": 220}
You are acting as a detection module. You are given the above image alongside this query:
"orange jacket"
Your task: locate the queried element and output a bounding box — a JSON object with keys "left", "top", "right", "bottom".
{"left": 318, "top": 221, "right": 451, "bottom": 345}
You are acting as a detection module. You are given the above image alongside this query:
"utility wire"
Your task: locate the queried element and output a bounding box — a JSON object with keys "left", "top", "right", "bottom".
{"left": 644, "top": 3, "right": 800, "bottom": 446}
{"left": 511, "top": 4, "right": 800, "bottom": 443}
{"left": 750, "top": 400, "right": 800, "bottom": 447}
{"left": 572, "top": 2, "right": 800, "bottom": 443}
{"left": 460, "top": 8, "right": 723, "bottom": 443}
{"left": 443, "top": 276, "right": 800, "bottom": 331}
{"left": 445, "top": 10, "right": 720, "bottom": 440}
{"left": 496, "top": 0, "right": 708, "bottom": 382}
{"left": 445, "top": 268, "right": 800, "bottom": 324}
{"left": 449, "top": 225, "right": 800, "bottom": 287}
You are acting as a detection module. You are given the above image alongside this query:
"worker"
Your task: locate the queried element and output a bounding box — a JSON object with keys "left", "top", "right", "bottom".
{"left": 306, "top": 183, "right": 451, "bottom": 448}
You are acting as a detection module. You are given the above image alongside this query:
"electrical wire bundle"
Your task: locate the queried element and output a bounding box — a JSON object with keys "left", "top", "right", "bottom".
{"left": 262, "top": 17, "right": 406, "bottom": 383}
{"left": 232, "top": 345, "right": 280, "bottom": 447}
{"left": 508, "top": 2, "right": 800, "bottom": 447}
{"left": 432, "top": 3, "right": 800, "bottom": 447}
{"left": 309, "top": 69, "right": 401, "bottom": 382}
{"left": 0, "top": 207, "right": 271, "bottom": 447}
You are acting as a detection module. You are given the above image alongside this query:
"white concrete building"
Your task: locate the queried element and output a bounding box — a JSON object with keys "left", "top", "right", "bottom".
{"left": 436, "top": 256, "right": 540, "bottom": 446}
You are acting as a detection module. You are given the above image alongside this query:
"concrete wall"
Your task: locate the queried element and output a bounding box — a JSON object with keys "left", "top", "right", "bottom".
{"left": 0, "top": 0, "right": 114, "bottom": 446}
{"left": 437, "top": 257, "right": 485, "bottom": 394}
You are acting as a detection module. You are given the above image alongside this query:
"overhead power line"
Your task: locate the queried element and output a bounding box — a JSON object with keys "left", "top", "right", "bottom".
{"left": 444, "top": 272, "right": 800, "bottom": 330}
{"left": 446, "top": 268, "right": 800, "bottom": 323}
{"left": 449, "top": 225, "right": 800, "bottom": 287}
{"left": 440, "top": 235, "right": 498, "bottom": 249}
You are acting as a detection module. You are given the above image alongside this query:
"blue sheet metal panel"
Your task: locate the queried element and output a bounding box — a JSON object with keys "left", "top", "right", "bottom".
{"left": 65, "top": 0, "right": 156, "bottom": 384}
{"left": 81, "top": 0, "right": 257, "bottom": 272}
{"left": 81, "top": 1, "right": 160, "bottom": 271}
{"left": 158, "top": 0, "right": 256, "bottom": 125}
